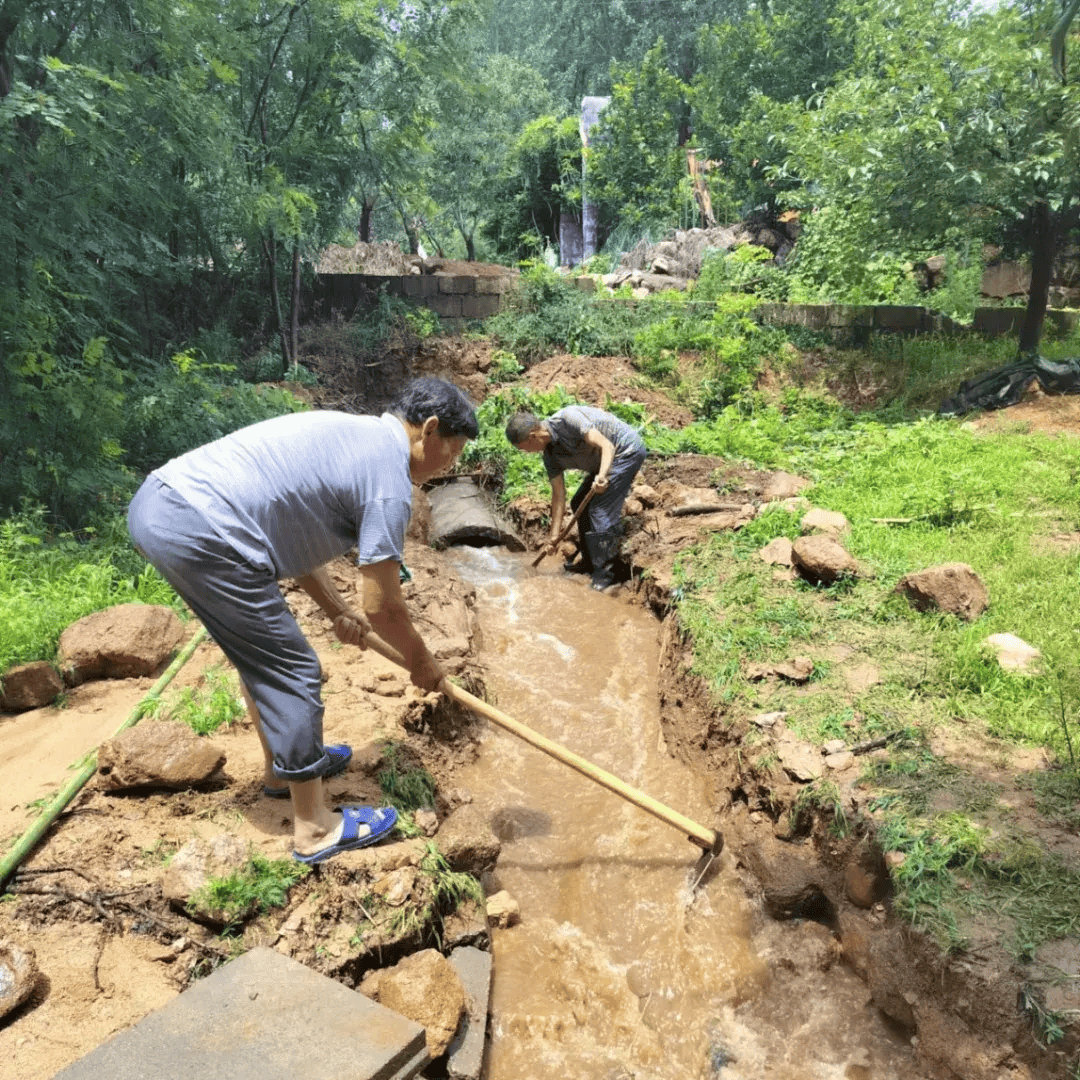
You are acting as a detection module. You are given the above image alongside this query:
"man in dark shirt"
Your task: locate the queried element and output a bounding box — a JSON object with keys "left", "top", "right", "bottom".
{"left": 505, "top": 405, "right": 646, "bottom": 591}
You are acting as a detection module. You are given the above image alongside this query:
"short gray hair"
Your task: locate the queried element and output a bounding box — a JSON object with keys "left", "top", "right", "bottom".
{"left": 505, "top": 412, "right": 542, "bottom": 446}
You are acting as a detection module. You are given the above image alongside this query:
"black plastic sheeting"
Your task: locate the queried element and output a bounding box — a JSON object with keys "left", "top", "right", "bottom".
{"left": 938, "top": 355, "right": 1080, "bottom": 416}
{"left": 427, "top": 477, "right": 525, "bottom": 551}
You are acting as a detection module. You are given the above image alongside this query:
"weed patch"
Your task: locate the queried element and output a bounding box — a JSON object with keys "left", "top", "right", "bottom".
{"left": 188, "top": 853, "right": 308, "bottom": 928}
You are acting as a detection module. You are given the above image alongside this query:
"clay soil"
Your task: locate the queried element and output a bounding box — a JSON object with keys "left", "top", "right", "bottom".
{"left": 2, "top": 338, "right": 1080, "bottom": 1079}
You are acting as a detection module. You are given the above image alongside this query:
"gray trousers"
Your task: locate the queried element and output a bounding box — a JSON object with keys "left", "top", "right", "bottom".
{"left": 127, "top": 475, "right": 333, "bottom": 782}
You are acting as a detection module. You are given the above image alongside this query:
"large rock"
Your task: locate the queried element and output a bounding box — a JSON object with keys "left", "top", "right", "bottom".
{"left": 0, "top": 939, "right": 38, "bottom": 1020}
{"left": 894, "top": 563, "right": 988, "bottom": 621}
{"left": 0, "top": 660, "right": 64, "bottom": 712}
{"left": 161, "top": 834, "right": 251, "bottom": 917}
{"left": 97, "top": 719, "right": 226, "bottom": 791}
{"left": 791, "top": 535, "right": 858, "bottom": 585}
{"left": 372, "top": 949, "right": 466, "bottom": 1060}
{"left": 56, "top": 603, "right": 188, "bottom": 686}
{"left": 436, "top": 804, "right": 501, "bottom": 876}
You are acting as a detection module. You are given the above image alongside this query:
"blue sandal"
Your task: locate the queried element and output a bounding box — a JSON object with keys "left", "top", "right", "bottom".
{"left": 263, "top": 743, "right": 352, "bottom": 798}
{"left": 292, "top": 805, "right": 398, "bottom": 865}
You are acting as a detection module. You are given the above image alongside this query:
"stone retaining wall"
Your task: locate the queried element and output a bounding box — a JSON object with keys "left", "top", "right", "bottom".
{"left": 755, "top": 301, "right": 1080, "bottom": 341}
{"left": 315, "top": 272, "right": 1079, "bottom": 342}
{"left": 313, "top": 272, "right": 516, "bottom": 331}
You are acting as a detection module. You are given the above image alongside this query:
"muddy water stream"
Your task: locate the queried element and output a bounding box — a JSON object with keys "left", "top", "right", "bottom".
{"left": 447, "top": 547, "right": 919, "bottom": 1080}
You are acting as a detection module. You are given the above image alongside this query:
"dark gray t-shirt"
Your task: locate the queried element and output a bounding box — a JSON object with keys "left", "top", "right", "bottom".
{"left": 154, "top": 411, "right": 412, "bottom": 578}
{"left": 542, "top": 406, "right": 644, "bottom": 479}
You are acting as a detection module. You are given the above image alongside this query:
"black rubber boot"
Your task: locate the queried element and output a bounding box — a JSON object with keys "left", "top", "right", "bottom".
{"left": 584, "top": 530, "right": 620, "bottom": 591}
{"left": 562, "top": 521, "right": 593, "bottom": 574}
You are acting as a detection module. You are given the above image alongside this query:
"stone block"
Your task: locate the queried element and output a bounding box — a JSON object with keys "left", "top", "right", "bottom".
{"left": 461, "top": 295, "right": 500, "bottom": 319}
{"left": 54, "top": 947, "right": 428, "bottom": 1080}
{"left": 437, "top": 275, "right": 474, "bottom": 295}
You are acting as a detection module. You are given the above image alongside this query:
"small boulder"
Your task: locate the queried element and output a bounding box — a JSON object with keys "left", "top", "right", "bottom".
{"left": 0, "top": 661, "right": 64, "bottom": 712}
{"left": 372, "top": 949, "right": 466, "bottom": 1060}
{"left": 437, "top": 804, "right": 501, "bottom": 876}
{"left": 894, "top": 563, "right": 988, "bottom": 621}
{"left": 161, "top": 834, "right": 250, "bottom": 913}
{"left": 791, "top": 535, "right": 858, "bottom": 585}
{"left": 759, "top": 537, "right": 794, "bottom": 566}
{"left": 97, "top": 719, "right": 226, "bottom": 791}
{"left": 984, "top": 632, "right": 1040, "bottom": 672}
{"left": 762, "top": 472, "right": 810, "bottom": 502}
{"left": 0, "top": 939, "right": 38, "bottom": 1020}
{"left": 800, "top": 508, "right": 850, "bottom": 536}
{"left": 57, "top": 603, "right": 187, "bottom": 686}
{"left": 485, "top": 890, "right": 520, "bottom": 929}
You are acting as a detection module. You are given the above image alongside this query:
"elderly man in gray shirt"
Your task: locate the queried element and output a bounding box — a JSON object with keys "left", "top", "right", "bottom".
{"left": 128, "top": 377, "right": 477, "bottom": 864}
{"left": 505, "top": 404, "right": 646, "bottom": 591}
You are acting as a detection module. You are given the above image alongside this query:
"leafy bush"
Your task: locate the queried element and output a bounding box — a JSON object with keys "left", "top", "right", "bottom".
{"left": 122, "top": 350, "right": 308, "bottom": 475}
{"left": 485, "top": 264, "right": 643, "bottom": 363}
{"left": 786, "top": 203, "right": 923, "bottom": 306}
{"left": 0, "top": 505, "right": 180, "bottom": 671}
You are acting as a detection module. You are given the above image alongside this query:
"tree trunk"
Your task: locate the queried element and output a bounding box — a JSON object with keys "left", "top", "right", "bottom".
{"left": 1018, "top": 200, "right": 1055, "bottom": 356}
{"left": 289, "top": 241, "right": 300, "bottom": 372}
{"left": 262, "top": 231, "right": 290, "bottom": 370}
{"left": 358, "top": 195, "right": 376, "bottom": 242}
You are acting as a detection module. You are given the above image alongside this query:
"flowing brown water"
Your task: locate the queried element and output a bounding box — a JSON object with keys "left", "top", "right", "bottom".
{"left": 448, "top": 547, "right": 920, "bottom": 1080}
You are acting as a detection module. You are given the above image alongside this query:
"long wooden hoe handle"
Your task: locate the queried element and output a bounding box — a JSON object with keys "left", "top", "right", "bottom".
{"left": 363, "top": 630, "right": 720, "bottom": 852}
{"left": 530, "top": 487, "right": 597, "bottom": 568}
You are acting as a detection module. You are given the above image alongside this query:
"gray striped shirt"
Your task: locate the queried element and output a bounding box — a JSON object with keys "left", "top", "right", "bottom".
{"left": 154, "top": 411, "right": 412, "bottom": 579}
{"left": 542, "top": 406, "right": 645, "bottom": 479}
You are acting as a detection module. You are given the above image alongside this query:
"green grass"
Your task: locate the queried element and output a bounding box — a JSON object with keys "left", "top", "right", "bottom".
{"left": 162, "top": 666, "right": 246, "bottom": 736}
{"left": 377, "top": 741, "right": 437, "bottom": 813}
{"left": 0, "top": 505, "right": 182, "bottom": 671}
{"left": 187, "top": 852, "right": 309, "bottom": 927}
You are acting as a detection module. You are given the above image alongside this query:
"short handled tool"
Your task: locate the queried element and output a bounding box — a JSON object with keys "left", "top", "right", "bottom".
{"left": 530, "top": 487, "right": 597, "bottom": 568}
{"left": 362, "top": 630, "right": 722, "bottom": 854}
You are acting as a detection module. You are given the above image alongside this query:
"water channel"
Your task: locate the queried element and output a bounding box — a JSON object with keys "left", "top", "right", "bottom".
{"left": 446, "top": 546, "right": 921, "bottom": 1080}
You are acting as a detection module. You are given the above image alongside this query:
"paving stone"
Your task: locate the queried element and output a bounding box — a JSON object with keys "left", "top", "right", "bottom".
{"left": 446, "top": 946, "right": 492, "bottom": 1080}
{"left": 54, "top": 947, "right": 428, "bottom": 1080}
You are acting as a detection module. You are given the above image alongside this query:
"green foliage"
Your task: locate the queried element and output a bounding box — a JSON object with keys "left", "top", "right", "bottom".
{"left": 419, "top": 842, "right": 485, "bottom": 911}
{"left": 485, "top": 264, "right": 642, "bottom": 363}
{"left": 122, "top": 352, "right": 308, "bottom": 475}
{"left": 589, "top": 42, "right": 695, "bottom": 233}
{"left": 632, "top": 291, "right": 785, "bottom": 415}
{"left": 165, "top": 667, "right": 246, "bottom": 737}
{"left": 786, "top": 204, "right": 923, "bottom": 306}
{"left": 188, "top": 853, "right": 309, "bottom": 928}
{"left": 0, "top": 506, "right": 181, "bottom": 672}
{"left": 483, "top": 116, "right": 583, "bottom": 263}
{"left": 488, "top": 350, "right": 525, "bottom": 383}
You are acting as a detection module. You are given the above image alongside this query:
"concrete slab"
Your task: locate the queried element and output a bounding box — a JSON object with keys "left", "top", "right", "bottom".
{"left": 446, "top": 946, "right": 492, "bottom": 1080}
{"left": 54, "top": 947, "right": 428, "bottom": 1080}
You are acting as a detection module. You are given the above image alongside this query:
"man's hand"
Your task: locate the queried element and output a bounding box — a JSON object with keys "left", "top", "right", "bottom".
{"left": 411, "top": 649, "right": 445, "bottom": 693}
{"left": 592, "top": 473, "right": 610, "bottom": 494}
{"left": 332, "top": 610, "right": 372, "bottom": 649}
